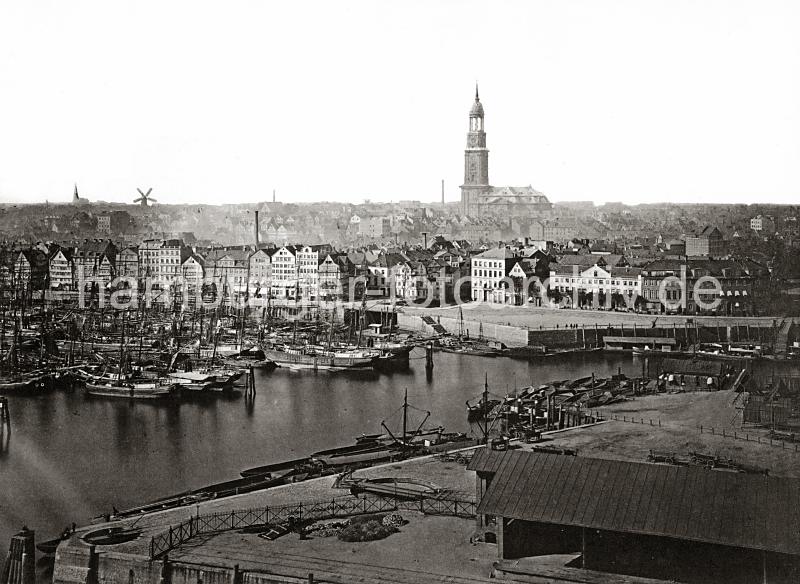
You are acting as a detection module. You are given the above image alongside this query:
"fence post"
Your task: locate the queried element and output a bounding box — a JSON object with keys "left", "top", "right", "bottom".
{"left": 150, "top": 537, "right": 154, "bottom": 559}
{"left": 168, "top": 526, "right": 173, "bottom": 549}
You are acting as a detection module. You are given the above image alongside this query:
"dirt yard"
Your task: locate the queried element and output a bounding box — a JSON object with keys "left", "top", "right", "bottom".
{"left": 173, "top": 513, "right": 495, "bottom": 582}
{"left": 539, "top": 390, "right": 800, "bottom": 477}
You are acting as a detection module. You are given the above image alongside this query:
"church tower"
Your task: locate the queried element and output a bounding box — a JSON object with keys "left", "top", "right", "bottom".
{"left": 460, "top": 85, "right": 490, "bottom": 216}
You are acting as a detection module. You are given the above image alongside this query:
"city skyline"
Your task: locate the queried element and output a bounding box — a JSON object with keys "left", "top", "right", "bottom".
{"left": 0, "top": 1, "right": 798, "bottom": 207}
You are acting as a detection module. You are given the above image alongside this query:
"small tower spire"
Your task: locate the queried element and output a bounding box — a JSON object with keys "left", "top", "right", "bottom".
{"left": 73, "top": 183, "right": 79, "bottom": 202}
{"left": 475, "top": 82, "right": 479, "bottom": 101}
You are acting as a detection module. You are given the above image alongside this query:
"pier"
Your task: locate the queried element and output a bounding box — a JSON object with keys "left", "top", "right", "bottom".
{"left": 48, "top": 381, "right": 800, "bottom": 584}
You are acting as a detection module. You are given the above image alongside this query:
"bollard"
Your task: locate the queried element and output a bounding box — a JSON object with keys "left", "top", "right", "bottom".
{"left": 3, "top": 527, "right": 35, "bottom": 584}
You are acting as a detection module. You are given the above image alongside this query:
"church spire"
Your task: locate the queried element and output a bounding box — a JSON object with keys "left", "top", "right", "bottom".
{"left": 461, "top": 86, "right": 490, "bottom": 216}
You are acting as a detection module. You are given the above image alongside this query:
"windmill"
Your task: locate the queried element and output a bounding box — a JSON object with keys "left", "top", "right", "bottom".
{"left": 134, "top": 187, "right": 157, "bottom": 207}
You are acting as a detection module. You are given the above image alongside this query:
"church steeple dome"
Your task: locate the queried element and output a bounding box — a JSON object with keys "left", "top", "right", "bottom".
{"left": 470, "top": 83, "right": 484, "bottom": 117}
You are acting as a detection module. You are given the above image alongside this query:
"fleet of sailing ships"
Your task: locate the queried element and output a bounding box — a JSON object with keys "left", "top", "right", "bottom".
{"left": 0, "top": 294, "right": 418, "bottom": 398}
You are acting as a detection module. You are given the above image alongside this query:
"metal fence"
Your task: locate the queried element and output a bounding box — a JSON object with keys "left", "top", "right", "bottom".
{"left": 149, "top": 493, "right": 475, "bottom": 559}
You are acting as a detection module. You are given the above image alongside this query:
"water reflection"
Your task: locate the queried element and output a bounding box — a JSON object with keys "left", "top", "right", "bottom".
{"left": 1, "top": 350, "right": 655, "bottom": 552}
{"left": 0, "top": 426, "right": 9, "bottom": 458}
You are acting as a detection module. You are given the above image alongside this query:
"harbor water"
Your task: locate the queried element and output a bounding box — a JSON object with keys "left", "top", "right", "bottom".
{"left": 0, "top": 349, "right": 639, "bottom": 549}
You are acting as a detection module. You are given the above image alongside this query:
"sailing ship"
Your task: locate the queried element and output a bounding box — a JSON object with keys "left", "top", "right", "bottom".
{"left": 81, "top": 311, "right": 175, "bottom": 400}
{"left": 261, "top": 305, "right": 380, "bottom": 370}
{"left": 84, "top": 375, "right": 175, "bottom": 400}
{"left": 261, "top": 343, "right": 379, "bottom": 370}
{"left": 168, "top": 368, "right": 245, "bottom": 393}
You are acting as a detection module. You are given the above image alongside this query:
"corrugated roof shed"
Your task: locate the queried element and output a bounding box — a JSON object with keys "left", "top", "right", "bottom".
{"left": 476, "top": 450, "right": 800, "bottom": 556}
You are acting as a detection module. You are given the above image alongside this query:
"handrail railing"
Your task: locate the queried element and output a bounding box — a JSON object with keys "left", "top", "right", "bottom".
{"left": 149, "top": 493, "right": 475, "bottom": 559}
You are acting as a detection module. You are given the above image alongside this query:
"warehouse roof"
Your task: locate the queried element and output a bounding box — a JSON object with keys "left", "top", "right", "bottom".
{"left": 473, "top": 449, "right": 800, "bottom": 556}
{"left": 467, "top": 445, "right": 507, "bottom": 474}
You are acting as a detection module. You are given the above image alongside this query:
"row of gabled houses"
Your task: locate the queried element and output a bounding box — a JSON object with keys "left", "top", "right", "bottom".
{"left": 0, "top": 232, "right": 773, "bottom": 315}
{"left": 0, "top": 240, "right": 118, "bottom": 293}
{"left": 0, "top": 237, "right": 476, "bottom": 305}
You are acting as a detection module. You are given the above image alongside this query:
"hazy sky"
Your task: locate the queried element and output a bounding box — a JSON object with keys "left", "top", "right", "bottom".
{"left": 1, "top": 1, "right": 798, "bottom": 206}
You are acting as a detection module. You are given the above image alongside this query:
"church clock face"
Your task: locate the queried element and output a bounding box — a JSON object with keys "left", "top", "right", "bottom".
{"left": 468, "top": 134, "right": 480, "bottom": 147}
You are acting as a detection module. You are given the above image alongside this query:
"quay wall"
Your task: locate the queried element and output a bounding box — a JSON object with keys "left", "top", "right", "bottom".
{"left": 526, "top": 324, "right": 777, "bottom": 349}
{"left": 398, "top": 313, "right": 777, "bottom": 350}
{"left": 396, "top": 313, "right": 528, "bottom": 346}
{"left": 56, "top": 546, "right": 320, "bottom": 584}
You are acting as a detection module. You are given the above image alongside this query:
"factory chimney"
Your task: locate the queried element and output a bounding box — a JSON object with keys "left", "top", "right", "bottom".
{"left": 441, "top": 179, "right": 444, "bottom": 205}
{"left": 254, "top": 210, "right": 260, "bottom": 248}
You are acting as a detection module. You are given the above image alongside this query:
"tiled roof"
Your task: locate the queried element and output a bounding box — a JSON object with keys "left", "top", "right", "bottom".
{"left": 476, "top": 247, "right": 517, "bottom": 259}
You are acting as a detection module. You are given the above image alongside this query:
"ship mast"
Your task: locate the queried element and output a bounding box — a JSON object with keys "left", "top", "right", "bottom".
{"left": 402, "top": 388, "right": 408, "bottom": 444}
{"left": 483, "top": 372, "right": 490, "bottom": 445}
{"left": 117, "top": 310, "right": 126, "bottom": 380}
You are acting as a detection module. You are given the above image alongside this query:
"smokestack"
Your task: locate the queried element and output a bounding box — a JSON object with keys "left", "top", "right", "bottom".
{"left": 254, "top": 210, "right": 260, "bottom": 248}
{"left": 441, "top": 179, "right": 444, "bottom": 205}
{"left": 272, "top": 189, "right": 276, "bottom": 203}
